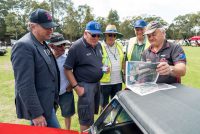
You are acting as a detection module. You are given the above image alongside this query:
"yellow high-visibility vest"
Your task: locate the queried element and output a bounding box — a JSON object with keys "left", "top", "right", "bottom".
{"left": 100, "top": 41, "right": 124, "bottom": 83}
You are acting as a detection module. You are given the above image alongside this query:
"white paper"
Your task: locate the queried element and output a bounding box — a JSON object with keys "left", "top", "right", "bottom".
{"left": 126, "top": 61, "right": 176, "bottom": 96}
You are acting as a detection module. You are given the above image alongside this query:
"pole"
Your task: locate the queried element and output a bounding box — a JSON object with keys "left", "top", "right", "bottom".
{"left": 50, "top": 0, "right": 54, "bottom": 21}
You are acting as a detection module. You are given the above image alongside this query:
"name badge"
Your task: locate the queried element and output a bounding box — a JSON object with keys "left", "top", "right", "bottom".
{"left": 86, "top": 53, "right": 92, "bottom": 56}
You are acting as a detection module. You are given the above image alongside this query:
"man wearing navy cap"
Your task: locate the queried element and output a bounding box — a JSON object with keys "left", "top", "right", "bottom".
{"left": 126, "top": 19, "right": 150, "bottom": 61}
{"left": 11, "top": 8, "right": 60, "bottom": 128}
{"left": 49, "top": 33, "right": 75, "bottom": 130}
{"left": 64, "top": 21, "right": 103, "bottom": 131}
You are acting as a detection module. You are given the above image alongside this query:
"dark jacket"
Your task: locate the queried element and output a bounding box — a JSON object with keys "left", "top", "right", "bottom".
{"left": 11, "top": 32, "right": 60, "bottom": 120}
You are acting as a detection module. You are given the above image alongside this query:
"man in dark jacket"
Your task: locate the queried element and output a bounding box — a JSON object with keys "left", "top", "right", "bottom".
{"left": 11, "top": 8, "right": 60, "bottom": 128}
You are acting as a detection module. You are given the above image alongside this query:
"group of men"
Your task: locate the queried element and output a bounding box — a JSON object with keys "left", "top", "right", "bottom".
{"left": 11, "top": 8, "right": 186, "bottom": 132}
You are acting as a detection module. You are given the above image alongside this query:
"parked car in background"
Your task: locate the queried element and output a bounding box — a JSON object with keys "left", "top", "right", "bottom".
{"left": 0, "top": 48, "right": 7, "bottom": 56}
{"left": 87, "top": 83, "right": 200, "bottom": 134}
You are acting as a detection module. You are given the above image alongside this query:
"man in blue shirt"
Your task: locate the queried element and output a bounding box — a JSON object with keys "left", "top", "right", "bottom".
{"left": 49, "top": 33, "right": 75, "bottom": 129}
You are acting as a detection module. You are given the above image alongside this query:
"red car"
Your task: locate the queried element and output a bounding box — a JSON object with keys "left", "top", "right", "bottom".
{"left": 0, "top": 123, "right": 87, "bottom": 134}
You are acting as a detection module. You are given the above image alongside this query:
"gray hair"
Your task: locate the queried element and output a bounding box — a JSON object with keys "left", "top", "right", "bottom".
{"left": 158, "top": 27, "right": 166, "bottom": 33}
{"left": 27, "top": 22, "right": 37, "bottom": 31}
{"left": 158, "top": 27, "right": 166, "bottom": 39}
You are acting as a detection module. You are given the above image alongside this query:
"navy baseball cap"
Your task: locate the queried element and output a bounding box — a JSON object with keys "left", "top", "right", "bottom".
{"left": 85, "top": 21, "right": 102, "bottom": 34}
{"left": 49, "top": 33, "right": 71, "bottom": 46}
{"left": 29, "top": 8, "right": 59, "bottom": 28}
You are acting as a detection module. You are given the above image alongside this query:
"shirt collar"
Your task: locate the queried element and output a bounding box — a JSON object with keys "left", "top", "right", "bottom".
{"left": 82, "top": 37, "right": 93, "bottom": 48}
{"left": 148, "top": 40, "right": 169, "bottom": 53}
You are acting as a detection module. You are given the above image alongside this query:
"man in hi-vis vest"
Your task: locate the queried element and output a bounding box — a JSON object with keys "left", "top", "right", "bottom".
{"left": 126, "top": 19, "right": 150, "bottom": 61}
{"left": 100, "top": 24, "right": 124, "bottom": 111}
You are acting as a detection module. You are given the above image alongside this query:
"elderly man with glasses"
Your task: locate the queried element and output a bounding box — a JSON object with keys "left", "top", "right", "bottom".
{"left": 142, "top": 21, "right": 186, "bottom": 84}
{"left": 64, "top": 21, "right": 103, "bottom": 132}
{"left": 48, "top": 33, "right": 75, "bottom": 130}
{"left": 100, "top": 24, "right": 124, "bottom": 111}
{"left": 11, "top": 8, "right": 60, "bottom": 128}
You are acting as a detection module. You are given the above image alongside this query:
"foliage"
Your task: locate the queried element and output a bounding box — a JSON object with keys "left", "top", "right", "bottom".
{"left": 167, "top": 12, "right": 200, "bottom": 39}
{"left": 119, "top": 19, "right": 134, "bottom": 39}
{"left": 0, "top": 0, "right": 199, "bottom": 40}
{"left": 107, "top": 9, "right": 120, "bottom": 28}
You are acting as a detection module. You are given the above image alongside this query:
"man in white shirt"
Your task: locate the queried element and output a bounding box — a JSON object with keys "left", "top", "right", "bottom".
{"left": 49, "top": 33, "right": 75, "bottom": 129}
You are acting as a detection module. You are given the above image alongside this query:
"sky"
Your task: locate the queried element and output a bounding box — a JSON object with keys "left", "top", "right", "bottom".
{"left": 72, "top": 0, "right": 200, "bottom": 24}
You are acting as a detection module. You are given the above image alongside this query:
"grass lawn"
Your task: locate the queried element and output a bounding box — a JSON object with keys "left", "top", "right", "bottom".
{"left": 0, "top": 46, "right": 200, "bottom": 131}
{"left": 182, "top": 46, "right": 200, "bottom": 88}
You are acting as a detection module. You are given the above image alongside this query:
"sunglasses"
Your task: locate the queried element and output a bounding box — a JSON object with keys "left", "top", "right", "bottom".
{"left": 57, "top": 43, "right": 66, "bottom": 47}
{"left": 108, "top": 34, "right": 116, "bottom": 38}
{"left": 88, "top": 32, "right": 100, "bottom": 38}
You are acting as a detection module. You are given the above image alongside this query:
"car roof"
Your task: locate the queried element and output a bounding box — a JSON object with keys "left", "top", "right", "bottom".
{"left": 117, "top": 83, "right": 200, "bottom": 134}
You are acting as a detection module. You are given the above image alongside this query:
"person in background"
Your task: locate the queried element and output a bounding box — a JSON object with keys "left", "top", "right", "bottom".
{"left": 100, "top": 24, "right": 124, "bottom": 111}
{"left": 126, "top": 19, "right": 150, "bottom": 61}
{"left": 11, "top": 8, "right": 60, "bottom": 128}
{"left": 64, "top": 21, "right": 103, "bottom": 132}
{"left": 142, "top": 21, "right": 186, "bottom": 84}
{"left": 48, "top": 33, "right": 75, "bottom": 129}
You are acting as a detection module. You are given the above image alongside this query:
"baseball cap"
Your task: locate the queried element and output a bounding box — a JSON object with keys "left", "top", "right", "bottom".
{"left": 134, "top": 19, "right": 147, "bottom": 28}
{"left": 85, "top": 21, "right": 102, "bottom": 34}
{"left": 49, "top": 33, "right": 70, "bottom": 46}
{"left": 29, "top": 8, "right": 59, "bottom": 28}
{"left": 103, "top": 24, "right": 123, "bottom": 38}
{"left": 144, "top": 21, "right": 163, "bottom": 35}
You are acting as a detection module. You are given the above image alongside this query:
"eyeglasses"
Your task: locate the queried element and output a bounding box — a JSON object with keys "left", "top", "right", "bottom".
{"left": 57, "top": 43, "right": 66, "bottom": 47}
{"left": 88, "top": 32, "right": 100, "bottom": 38}
{"left": 108, "top": 34, "right": 116, "bottom": 38}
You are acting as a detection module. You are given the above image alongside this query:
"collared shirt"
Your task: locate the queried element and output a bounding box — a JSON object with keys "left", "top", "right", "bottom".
{"left": 56, "top": 53, "right": 69, "bottom": 95}
{"left": 101, "top": 42, "right": 122, "bottom": 85}
{"left": 142, "top": 40, "right": 186, "bottom": 84}
{"left": 64, "top": 37, "right": 103, "bottom": 83}
{"left": 131, "top": 43, "right": 145, "bottom": 61}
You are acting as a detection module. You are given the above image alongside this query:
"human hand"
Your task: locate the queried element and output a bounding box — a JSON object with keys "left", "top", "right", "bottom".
{"left": 32, "top": 115, "right": 47, "bottom": 127}
{"left": 156, "top": 62, "right": 171, "bottom": 75}
{"left": 74, "top": 85, "right": 85, "bottom": 96}
{"left": 66, "top": 84, "right": 72, "bottom": 92}
{"left": 105, "top": 67, "right": 110, "bottom": 74}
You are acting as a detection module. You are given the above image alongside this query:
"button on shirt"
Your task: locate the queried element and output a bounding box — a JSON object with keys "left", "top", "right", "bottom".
{"left": 57, "top": 54, "right": 69, "bottom": 95}
{"left": 64, "top": 37, "right": 103, "bottom": 83}
{"left": 142, "top": 40, "right": 186, "bottom": 84}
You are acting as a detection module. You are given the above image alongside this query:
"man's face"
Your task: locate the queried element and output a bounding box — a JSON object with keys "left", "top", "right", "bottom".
{"left": 105, "top": 33, "right": 116, "bottom": 45}
{"left": 33, "top": 24, "right": 53, "bottom": 41}
{"left": 84, "top": 31, "right": 100, "bottom": 47}
{"left": 51, "top": 43, "right": 66, "bottom": 56}
{"left": 147, "top": 29, "right": 165, "bottom": 47}
{"left": 134, "top": 28, "right": 145, "bottom": 39}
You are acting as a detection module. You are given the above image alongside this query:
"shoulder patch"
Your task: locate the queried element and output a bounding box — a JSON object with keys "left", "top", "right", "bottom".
{"left": 178, "top": 53, "right": 186, "bottom": 60}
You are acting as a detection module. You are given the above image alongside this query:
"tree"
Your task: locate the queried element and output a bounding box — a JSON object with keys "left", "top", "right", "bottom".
{"left": 96, "top": 16, "right": 106, "bottom": 32}
{"left": 169, "top": 12, "right": 200, "bottom": 39}
{"left": 63, "top": 3, "right": 79, "bottom": 41}
{"left": 77, "top": 4, "right": 94, "bottom": 35}
{"left": 4, "top": 13, "right": 26, "bottom": 39}
{"left": 107, "top": 9, "right": 120, "bottom": 28}
{"left": 0, "top": 18, "right": 6, "bottom": 38}
{"left": 119, "top": 19, "right": 134, "bottom": 39}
